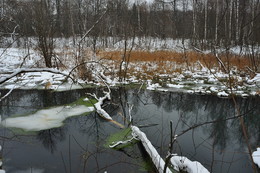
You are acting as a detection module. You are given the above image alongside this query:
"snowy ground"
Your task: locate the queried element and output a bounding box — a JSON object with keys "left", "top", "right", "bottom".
{"left": 0, "top": 38, "right": 260, "bottom": 97}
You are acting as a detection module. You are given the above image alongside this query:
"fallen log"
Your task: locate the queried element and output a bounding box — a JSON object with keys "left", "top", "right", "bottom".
{"left": 131, "top": 126, "right": 172, "bottom": 173}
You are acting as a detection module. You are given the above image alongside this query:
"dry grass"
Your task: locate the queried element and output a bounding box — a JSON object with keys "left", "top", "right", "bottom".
{"left": 56, "top": 48, "right": 255, "bottom": 82}
{"left": 98, "top": 50, "right": 252, "bottom": 71}
{"left": 95, "top": 50, "right": 257, "bottom": 82}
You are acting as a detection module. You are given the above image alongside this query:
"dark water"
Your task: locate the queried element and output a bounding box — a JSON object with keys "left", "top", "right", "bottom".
{"left": 0, "top": 88, "right": 260, "bottom": 173}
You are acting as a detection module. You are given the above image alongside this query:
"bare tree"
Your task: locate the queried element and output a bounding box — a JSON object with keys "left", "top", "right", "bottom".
{"left": 204, "top": 0, "right": 208, "bottom": 48}
{"left": 32, "top": 0, "right": 56, "bottom": 68}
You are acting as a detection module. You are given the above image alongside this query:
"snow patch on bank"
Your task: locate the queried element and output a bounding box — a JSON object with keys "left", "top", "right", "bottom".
{"left": 1, "top": 47, "right": 260, "bottom": 97}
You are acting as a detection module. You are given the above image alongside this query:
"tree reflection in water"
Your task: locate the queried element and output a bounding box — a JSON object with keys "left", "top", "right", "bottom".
{"left": 37, "top": 127, "right": 66, "bottom": 153}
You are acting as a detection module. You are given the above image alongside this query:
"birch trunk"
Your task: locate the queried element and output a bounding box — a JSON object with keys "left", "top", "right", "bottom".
{"left": 204, "top": 0, "right": 208, "bottom": 44}
{"left": 235, "top": 0, "right": 239, "bottom": 43}
{"left": 215, "top": 0, "right": 219, "bottom": 44}
{"left": 192, "top": 0, "right": 197, "bottom": 44}
{"left": 229, "top": 0, "right": 233, "bottom": 42}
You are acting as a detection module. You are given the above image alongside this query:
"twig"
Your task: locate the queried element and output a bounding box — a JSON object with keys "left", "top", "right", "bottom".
{"left": 163, "top": 121, "right": 174, "bottom": 173}
{"left": 0, "top": 86, "right": 15, "bottom": 102}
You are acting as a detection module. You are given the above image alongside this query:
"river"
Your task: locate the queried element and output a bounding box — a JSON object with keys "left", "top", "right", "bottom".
{"left": 0, "top": 88, "right": 259, "bottom": 173}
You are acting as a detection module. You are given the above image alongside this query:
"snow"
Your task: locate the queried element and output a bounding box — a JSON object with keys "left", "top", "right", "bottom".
{"left": 147, "top": 82, "right": 161, "bottom": 91}
{"left": 131, "top": 125, "right": 210, "bottom": 173}
{"left": 167, "top": 84, "right": 184, "bottom": 88}
{"left": 208, "top": 77, "right": 218, "bottom": 83}
{"left": 186, "top": 90, "right": 194, "bottom": 93}
{"left": 1, "top": 105, "right": 94, "bottom": 131}
{"left": 171, "top": 156, "right": 210, "bottom": 173}
{"left": 252, "top": 73, "right": 260, "bottom": 86}
{"left": 217, "top": 91, "right": 229, "bottom": 97}
{"left": 109, "top": 136, "right": 136, "bottom": 148}
{"left": 210, "top": 87, "right": 219, "bottom": 93}
{"left": 131, "top": 126, "right": 171, "bottom": 173}
{"left": 252, "top": 147, "right": 260, "bottom": 168}
{"left": 83, "top": 98, "right": 89, "bottom": 101}
{"left": 92, "top": 91, "right": 113, "bottom": 120}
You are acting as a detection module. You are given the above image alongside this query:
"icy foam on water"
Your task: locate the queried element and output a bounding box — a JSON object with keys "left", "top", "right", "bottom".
{"left": 1, "top": 105, "right": 94, "bottom": 131}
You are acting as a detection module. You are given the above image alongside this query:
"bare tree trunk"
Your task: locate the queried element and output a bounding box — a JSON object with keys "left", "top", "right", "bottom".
{"left": 204, "top": 0, "right": 208, "bottom": 47}
{"left": 137, "top": 3, "right": 141, "bottom": 32}
{"left": 69, "top": 1, "right": 75, "bottom": 45}
{"left": 229, "top": 0, "right": 233, "bottom": 42}
{"left": 235, "top": 0, "right": 239, "bottom": 44}
{"left": 192, "top": 0, "right": 197, "bottom": 45}
{"left": 215, "top": 0, "right": 219, "bottom": 45}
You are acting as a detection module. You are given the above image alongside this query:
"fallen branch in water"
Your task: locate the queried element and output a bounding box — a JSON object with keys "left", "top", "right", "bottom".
{"left": 88, "top": 73, "right": 113, "bottom": 121}
{"left": 88, "top": 76, "right": 124, "bottom": 128}
{"left": 89, "top": 91, "right": 112, "bottom": 121}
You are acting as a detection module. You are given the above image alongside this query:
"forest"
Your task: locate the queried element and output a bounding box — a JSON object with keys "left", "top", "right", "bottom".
{"left": 1, "top": 0, "right": 260, "bottom": 47}
{"left": 1, "top": 1, "right": 260, "bottom": 172}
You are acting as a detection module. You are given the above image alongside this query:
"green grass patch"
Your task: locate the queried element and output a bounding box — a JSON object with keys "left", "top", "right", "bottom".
{"left": 68, "top": 97, "right": 97, "bottom": 107}
{"left": 184, "top": 82, "right": 196, "bottom": 86}
{"left": 118, "top": 83, "right": 147, "bottom": 89}
{"left": 182, "top": 86, "right": 193, "bottom": 90}
{"left": 104, "top": 127, "right": 138, "bottom": 150}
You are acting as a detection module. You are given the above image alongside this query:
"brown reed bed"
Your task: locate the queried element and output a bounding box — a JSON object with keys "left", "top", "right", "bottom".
{"left": 98, "top": 50, "right": 252, "bottom": 71}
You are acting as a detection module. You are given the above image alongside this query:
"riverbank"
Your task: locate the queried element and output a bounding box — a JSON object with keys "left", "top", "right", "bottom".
{"left": 0, "top": 46, "right": 260, "bottom": 98}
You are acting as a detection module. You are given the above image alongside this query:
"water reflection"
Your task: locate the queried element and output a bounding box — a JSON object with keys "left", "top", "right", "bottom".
{"left": 37, "top": 128, "right": 66, "bottom": 153}
{"left": 0, "top": 89, "right": 259, "bottom": 172}
{"left": 111, "top": 88, "right": 260, "bottom": 172}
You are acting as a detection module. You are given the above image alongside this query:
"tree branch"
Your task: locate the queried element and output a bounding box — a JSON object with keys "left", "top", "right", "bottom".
{"left": 78, "top": 8, "right": 108, "bottom": 44}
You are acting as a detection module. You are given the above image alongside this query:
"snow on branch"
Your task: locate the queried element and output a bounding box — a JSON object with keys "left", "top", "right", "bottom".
{"left": 170, "top": 156, "right": 209, "bottom": 173}
{"left": 252, "top": 147, "right": 260, "bottom": 168}
{"left": 90, "top": 91, "right": 112, "bottom": 121}
{"left": 88, "top": 72, "right": 113, "bottom": 120}
{"left": 131, "top": 126, "right": 172, "bottom": 173}
{"left": 0, "top": 86, "right": 15, "bottom": 102}
{"left": 0, "top": 68, "right": 73, "bottom": 85}
{"left": 109, "top": 136, "right": 136, "bottom": 148}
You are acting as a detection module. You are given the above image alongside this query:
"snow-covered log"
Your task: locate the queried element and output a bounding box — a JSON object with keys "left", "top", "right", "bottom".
{"left": 171, "top": 156, "right": 209, "bottom": 173}
{"left": 131, "top": 126, "right": 172, "bottom": 173}
{"left": 252, "top": 147, "right": 260, "bottom": 168}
